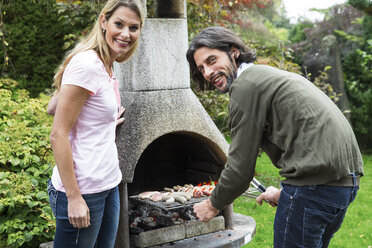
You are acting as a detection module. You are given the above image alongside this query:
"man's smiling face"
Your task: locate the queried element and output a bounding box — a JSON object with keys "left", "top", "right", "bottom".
{"left": 194, "top": 46, "right": 239, "bottom": 93}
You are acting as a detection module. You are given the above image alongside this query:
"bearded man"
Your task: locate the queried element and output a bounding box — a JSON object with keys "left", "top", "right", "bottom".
{"left": 187, "top": 26, "right": 364, "bottom": 248}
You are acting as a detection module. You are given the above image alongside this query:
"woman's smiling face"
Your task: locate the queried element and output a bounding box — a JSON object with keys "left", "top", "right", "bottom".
{"left": 101, "top": 6, "right": 141, "bottom": 61}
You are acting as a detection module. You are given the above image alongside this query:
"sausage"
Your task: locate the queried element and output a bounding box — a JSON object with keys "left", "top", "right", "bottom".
{"left": 174, "top": 195, "right": 187, "bottom": 204}
{"left": 165, "top": 197, "right": 175, "bottom": 205}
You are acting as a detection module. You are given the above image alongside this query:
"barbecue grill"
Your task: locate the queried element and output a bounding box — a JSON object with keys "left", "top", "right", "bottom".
{"left": 111, "top": 1, "right": 256, "bottom": 246}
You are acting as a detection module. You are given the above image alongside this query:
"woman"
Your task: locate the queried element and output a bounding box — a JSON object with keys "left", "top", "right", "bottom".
{"left": 47, "top": 1, "right": 145, "bottom": 247}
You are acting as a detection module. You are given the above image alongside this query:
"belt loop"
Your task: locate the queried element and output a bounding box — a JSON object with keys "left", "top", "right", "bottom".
{"left": 309, "top": 185, "right": 316, "bottom": 190}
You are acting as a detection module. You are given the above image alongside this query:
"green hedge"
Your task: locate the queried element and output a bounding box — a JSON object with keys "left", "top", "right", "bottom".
{"left": 0, "top": 0, "right": 101, "bottom": 97}
{"left": 0, "top": 78, "right": 55, "bottom": 247}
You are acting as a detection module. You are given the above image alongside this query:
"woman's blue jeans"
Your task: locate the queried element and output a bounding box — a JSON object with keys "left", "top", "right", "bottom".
{"left": 274, "top": 179, "right": 359, "bottom": 248}
{"left": 48, "top": 180, "right": 120, "bottom": 248}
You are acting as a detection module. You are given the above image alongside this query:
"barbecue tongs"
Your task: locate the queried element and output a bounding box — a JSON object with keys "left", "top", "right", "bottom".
{"left": 242, "top": 177, "right": 266, "bottom": 199}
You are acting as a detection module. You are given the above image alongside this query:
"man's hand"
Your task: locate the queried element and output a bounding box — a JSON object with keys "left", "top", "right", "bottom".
{"left": 67, "top": 195, "right": 90, "bottom": 229}
{"left": 193, "top": 198, "right": 219, "bottom": 222}
{"left": 256, "top": 186, "right": 281, "bottom": 207}
{"left": 116, "top": 106, "right": 125, "bottom": 125}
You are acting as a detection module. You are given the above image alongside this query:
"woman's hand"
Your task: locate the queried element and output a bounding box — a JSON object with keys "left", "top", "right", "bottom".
{"left": 68, "top": 195, "right": 90, "bottom": 229}
{"left": 116, "top": 106, "right": 125, "bottom": 125}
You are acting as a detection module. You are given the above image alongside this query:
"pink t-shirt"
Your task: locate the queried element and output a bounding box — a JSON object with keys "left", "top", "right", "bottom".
{"left": 51, "top": 50, "right": 122, "bottom": 194}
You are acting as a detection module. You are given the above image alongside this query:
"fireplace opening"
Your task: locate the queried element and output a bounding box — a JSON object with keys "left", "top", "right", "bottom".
{"left": 126, "top": 132, "right": 231, "bottom": 247}
{"left": 128, "top": 132, "right": 226, "bottom": 196}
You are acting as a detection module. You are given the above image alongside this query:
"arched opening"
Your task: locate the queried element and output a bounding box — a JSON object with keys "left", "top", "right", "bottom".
{"left": 128, "top": 132, "right": 226, "bottom": 195}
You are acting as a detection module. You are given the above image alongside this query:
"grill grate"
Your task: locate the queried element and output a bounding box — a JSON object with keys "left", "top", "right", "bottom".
{"left": 129, "top": 195, "right": 209, "bottom": 211}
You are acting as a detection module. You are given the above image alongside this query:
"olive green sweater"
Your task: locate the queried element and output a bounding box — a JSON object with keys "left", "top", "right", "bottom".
{"left": 211, "top": 65, "right": 364, "bottom": 211}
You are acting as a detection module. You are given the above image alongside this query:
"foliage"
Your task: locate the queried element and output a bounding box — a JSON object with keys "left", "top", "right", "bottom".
{"left": 288, "top": 21, "right": 314, "bottom": 44}
{"left": 186, "top": 0, "right": 290, "bottom": 45}
{"left": 303, "top": 66, "right": 343, "bottom": 105}
{"left": 0, "top": 78, "right": 55, "bottom": 247}
{"left": 56, "top": 0, "right": 104, "bottom": 51}
{"left": 344, "top": 40, "right": 372, "bottom": 151}
{"left": 0, "top": 0, "right": 68, "bottom": 96}
{"left": 289, "top": 4, "right": 364, "bottom": 64}
{"left": 0, "top": 0, "right": 103, "bottom": 97}
{"left": 348, "top": 0, "right": 372, "bottom": 14}
{"left": 194, "top": 89, "right": 230, "bottom": 137}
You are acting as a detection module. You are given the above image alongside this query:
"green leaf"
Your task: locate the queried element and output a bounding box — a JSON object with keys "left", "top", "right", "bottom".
{"left": 36, "top": 191, "right": 48, "bottom": 200}
{"left": 12, "top": 157, "right": 21, "bottom": 166}
{"left": 0, "top": 203, "right": 5, "bottom": 213}
{"left": 19, "top": 222, "right": 26, "bottom": 230}
{"left": 24, "top": 231, "right": 33, "bottom": 242}
{"left": 30, "top": 178, "right": 39, "bottom": 187}
{"left": 0, "top": 172, "right": 10, "bottom": 180}
{"left": 26, "top": 200, "right": 38, "bottom": 208}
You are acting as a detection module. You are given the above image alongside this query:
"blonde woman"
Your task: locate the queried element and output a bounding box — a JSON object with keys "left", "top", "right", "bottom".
{"left": 47, "top": 1, "right": 145, "bottom": 247}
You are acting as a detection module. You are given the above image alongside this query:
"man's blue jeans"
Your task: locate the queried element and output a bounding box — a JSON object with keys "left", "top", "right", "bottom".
{"left": 274, "top": 178, "right": 359, "bottom": 248}
{"left": 48, "top": 180, "right": 120, "bottom": 248}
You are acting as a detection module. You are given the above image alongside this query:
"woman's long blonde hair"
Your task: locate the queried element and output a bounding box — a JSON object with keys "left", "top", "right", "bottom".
{"left": 53, "top": 0, "right": 145, "bottom": 91}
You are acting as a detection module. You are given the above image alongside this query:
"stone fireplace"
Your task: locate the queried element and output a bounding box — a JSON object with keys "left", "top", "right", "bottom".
{"left": 111, "top": 0, "right": 256, "bottom": 247}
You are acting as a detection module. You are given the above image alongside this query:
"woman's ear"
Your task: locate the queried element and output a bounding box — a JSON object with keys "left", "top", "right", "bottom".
{"left": 100, "top": 14, "right": 107, "bottom": 30}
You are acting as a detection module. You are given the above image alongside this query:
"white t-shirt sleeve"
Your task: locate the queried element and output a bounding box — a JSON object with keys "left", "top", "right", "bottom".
{"left": 62, "top": 51, "right": 101, "bottom": 94}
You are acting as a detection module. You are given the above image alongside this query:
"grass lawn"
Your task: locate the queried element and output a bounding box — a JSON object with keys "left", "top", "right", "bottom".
{"left": 233, "top": 153, "right": 372, "bottom": 248}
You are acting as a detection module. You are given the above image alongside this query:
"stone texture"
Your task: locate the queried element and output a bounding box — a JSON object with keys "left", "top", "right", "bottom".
{"left": 131, "top": 216, "right": 225, "bottom": 248}
{"left": 185, "top": 216, "right": 225, "bottom": 238}
{"left": 39, "top": 241, "right": 53, "bottom": 248}
{"left": 133, "top": 223, "right": 186, "bottom": 248}
{"left": 113, "top": 19, "right": 189, "bottom": 92}
{"left": 115, "top": 88, "right": 229, "bottom": 183}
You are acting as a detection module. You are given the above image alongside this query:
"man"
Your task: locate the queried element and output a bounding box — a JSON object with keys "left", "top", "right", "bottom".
{"left": 187, "top": 27, "right": 364, "bottom": 247}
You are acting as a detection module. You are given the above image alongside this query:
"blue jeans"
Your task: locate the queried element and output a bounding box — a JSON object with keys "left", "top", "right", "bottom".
{"left": 47, "top": 180, "right": 120, "bottom": 248}
{"left": 274, "top": 179, "right": 359, "bottom": 248}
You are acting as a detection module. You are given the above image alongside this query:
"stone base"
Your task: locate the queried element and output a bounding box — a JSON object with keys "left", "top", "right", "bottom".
{"left": 39, "top": 241, "right": 53, "bottom": 248}
{"left": 39, "top": 213, "right": 255, "bottom": 248}
{"left": 131, "top": 216, "right": 225, "bottom": 248}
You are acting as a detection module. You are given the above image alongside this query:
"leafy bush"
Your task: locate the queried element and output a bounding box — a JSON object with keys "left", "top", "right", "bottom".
{"left": 0, "top": 78, "right": 55, "bottom": 247}
{"left": 344, "top": 40, "right": 372, "bottom": 151}
{"left": 0, "top": 0, "right": 68, "bottom": 96}
{"left": 0, "top": 1, "right": 102, "bottom": 97}
{"left": 194, "top": 89, "right": 230, "bottom": 137}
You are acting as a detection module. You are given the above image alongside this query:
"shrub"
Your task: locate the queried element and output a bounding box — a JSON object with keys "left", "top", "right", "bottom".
{"left": 0, "top": 0, "right": 68, "bottom": 96}
{"left": 0, "top": 78, "right": 55, "bottom": 247}
{"left": 0, "top": 1, "right": 103, "bottom": 97}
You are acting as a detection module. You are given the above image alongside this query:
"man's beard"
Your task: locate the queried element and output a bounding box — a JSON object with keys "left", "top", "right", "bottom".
{"left": 219, "top": 55, "right": 238, "bottom": 93}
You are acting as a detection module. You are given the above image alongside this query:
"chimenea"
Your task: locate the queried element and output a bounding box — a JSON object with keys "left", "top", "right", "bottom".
{"left": 113, "top": 1, "right": 256, "bottom": 247}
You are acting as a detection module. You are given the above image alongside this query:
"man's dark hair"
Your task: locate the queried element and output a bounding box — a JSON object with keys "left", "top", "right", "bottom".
{"left": 186, "top": 26, "right": 256, "bottom": 90}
